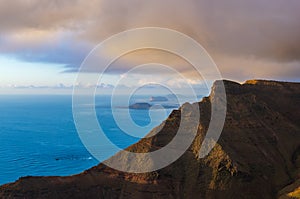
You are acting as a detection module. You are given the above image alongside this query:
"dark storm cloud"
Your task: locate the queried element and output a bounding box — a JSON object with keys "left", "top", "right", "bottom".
{"left": 0, "top": 0, "right": 299, "bottom": 81}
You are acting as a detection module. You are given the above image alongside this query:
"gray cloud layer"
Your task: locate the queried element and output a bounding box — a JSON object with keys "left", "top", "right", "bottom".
{"left": 0, "top": 0, "right": 299, "bottom": 81}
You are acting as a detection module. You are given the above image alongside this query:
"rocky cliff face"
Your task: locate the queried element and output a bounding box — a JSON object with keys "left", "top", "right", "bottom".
{"left": 0, "top": 80, "right": 300, "bottom": 199}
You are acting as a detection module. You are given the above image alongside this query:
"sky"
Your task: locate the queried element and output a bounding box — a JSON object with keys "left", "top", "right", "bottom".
{"left": 0, "top": 0, "right": 299, "bottom": 94}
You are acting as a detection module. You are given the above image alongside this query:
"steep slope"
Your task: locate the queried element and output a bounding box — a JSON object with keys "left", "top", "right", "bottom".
{"left": 0, "top": 80, "right": 299, "bottom": 199}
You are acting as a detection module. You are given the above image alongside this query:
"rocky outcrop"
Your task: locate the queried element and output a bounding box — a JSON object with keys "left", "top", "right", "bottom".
{"left": 0, "top": 79, "right": 299, "bottom": 199}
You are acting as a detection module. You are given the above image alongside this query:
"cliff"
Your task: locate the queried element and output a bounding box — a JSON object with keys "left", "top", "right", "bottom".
{"left": 0, "top": 79, "right": 300, "bottom": 199}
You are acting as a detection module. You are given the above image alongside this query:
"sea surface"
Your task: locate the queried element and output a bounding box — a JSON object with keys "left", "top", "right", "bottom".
{"left": 0, "top": 95, "right": 184, "bottom": 185}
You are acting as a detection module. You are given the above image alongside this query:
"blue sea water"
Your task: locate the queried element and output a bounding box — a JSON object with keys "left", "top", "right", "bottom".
{"left": 0, "top": 95, "right": 175, "bottom": 185}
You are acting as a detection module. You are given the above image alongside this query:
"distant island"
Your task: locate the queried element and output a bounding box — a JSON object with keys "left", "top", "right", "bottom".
{"left": 149, "top": 96, "right": 168, "bottom": 102}
{"left": 129, "top": 102, "right": 178, "bottom": 109}
{"left": 166, "top": 93, "right": 186, "bottom": 99}
{"left": 129, "top": 102, "right": 152, "bottom": 109}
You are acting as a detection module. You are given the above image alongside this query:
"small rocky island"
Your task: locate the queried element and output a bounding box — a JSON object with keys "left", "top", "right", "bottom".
{"left": 129, "top": 102, "right": 152, "bottom": 109}
{"left": 129, "top": 102, "right": 178, "bottom": 109}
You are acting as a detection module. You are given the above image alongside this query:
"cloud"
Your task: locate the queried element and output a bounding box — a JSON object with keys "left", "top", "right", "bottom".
{"left": 79, "top": 0, "right": 300, "bottom": 62}
{"left": 0, "top": 0, "right": 96, "bottom": 68}
{"left": 0, "top": 0, "right": 299, "bottom": 82}
{"left": 0, "top": 0, "right": 100, "bottom": 32}
{"left": 0, "top": 29, "right": 91, "bottom": 68}
{"left": 6, "top": 83, "right": 73, "bottom": 89}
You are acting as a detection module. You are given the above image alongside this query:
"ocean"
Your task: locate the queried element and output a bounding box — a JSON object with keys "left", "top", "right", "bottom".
{"left": 0, "top": 95, "right": 179, "bottom": 185}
